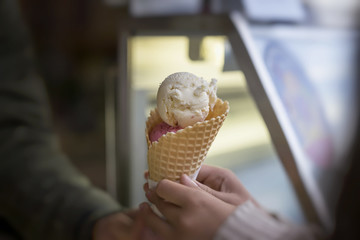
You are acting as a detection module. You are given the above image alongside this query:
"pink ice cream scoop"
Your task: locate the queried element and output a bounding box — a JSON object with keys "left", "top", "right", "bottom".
{"left": 149, "top": 122, "right": 182, "bottom": 142}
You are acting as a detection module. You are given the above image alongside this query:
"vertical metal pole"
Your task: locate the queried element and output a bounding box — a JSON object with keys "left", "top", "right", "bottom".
{"left": 105, "top": 67, "right": 117, "bottom": 200}
{"left": 115, "top": 29, "right": 131, "bottom": 206}
{"left": 129, "top": 89, "right": 148, "bottom": 207}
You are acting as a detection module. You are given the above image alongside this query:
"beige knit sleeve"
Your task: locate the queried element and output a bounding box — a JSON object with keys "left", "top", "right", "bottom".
{"left": 213, "top": 201, "right": 322, "bottom": 240}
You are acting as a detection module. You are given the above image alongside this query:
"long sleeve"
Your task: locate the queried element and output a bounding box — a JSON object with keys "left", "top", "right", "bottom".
{"left": 0, "top": 1, "right": 121, "bottom": 239}
{"left": 214, "top": 201, "right": 322, "bottom": 240}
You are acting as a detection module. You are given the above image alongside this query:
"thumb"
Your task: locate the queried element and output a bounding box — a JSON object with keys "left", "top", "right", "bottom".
{"left": 180, "top": 175, "right": 226, "bottom": 201}
{"left": 180, "top": 174, "right": 199, "bottom": 189}
{"left": 195, "top": 181, "right": 223, "bottom": 198}
{"left": 195, "top": 180, "right": 231, "bottom": 203}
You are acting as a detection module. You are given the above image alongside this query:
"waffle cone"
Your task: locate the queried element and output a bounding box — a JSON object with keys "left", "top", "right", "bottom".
{"left": 145, "top": 98, "right": 229, "bottom": 182}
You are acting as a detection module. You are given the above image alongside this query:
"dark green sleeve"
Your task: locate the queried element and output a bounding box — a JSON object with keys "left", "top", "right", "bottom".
{"left": 0, "top": 1, "right": 122, "bottom": 239}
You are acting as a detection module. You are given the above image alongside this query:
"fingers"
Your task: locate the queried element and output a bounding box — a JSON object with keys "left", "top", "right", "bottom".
{"left": 144, "top": 182, "right": 161, "bottom": 205}
{"left": 197, "top": 165, "right": 240, "bottom": 192}
{"left": 123, "top": 208, "right": 139, "bottom": 220}
{"left": 179, "top": 174, "right": 200, "bottom": 189}
{"left": 179, "top": 174, "right": 229, "bottom": 203}
{"left": 156, "top": 179, "right": 194, "bottom": 206}
{"left": 140, "top": 203, "right": 172, "bottom": 240}
{"left": 180, "top": 172, "right": 248, "bottom": 206}
{"left": 144, "top": 170, "right": 149, "bottom": 180}
{"left": 144, "top": 181, "right": 182, "bottom": 223}
{"left": 143, "top": 182, "right": 150, "bottom": 194}
{"left": 196, "top": 164, "right": 219, "bottom": 182}
{"left": 194, "top": 180, "right": 216, "bottom": 195}
{"left": 195, "top": 180, "right": 232, "bottom": 202}
{"left": 196, "top": 165, "right": 226, "bottom": 191}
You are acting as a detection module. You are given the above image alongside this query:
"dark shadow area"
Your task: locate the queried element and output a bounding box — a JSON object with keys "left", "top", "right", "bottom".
{"left": 18, "top": 0, "right": 126, "bottom": 189}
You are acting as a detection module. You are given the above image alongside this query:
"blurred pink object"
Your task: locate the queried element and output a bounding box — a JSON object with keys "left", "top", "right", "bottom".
{"left": 149, "top": 122, "right": 182, "bottom": 142}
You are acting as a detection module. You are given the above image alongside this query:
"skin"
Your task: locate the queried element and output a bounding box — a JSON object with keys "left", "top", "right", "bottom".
{"left": 141, "top": 165, "right": 260, "bottom": 240}
{"left": 93, "top": 210, "right": 160, "bottom": 240}
{"left": 191, "top": 165, "right": 260, "bottom": 207}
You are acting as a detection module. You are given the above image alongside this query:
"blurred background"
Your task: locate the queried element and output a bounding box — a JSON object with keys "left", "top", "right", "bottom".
{"left": 18, "top": 0, "right": 359, "bottom": 230}
{"left": 19, "top": 0, "right": 126, "bottom": 189}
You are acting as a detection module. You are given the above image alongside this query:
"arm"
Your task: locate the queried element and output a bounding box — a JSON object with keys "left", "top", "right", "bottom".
{"left": 142, "top": 165, "right": 323, "bottom": 240}
{"left": 197, "top": 165, "right": 323, "bottom": 240}
{"left": 0, "top": 1, "right": 123, "bottom": 239}
{"left": 214, "top": 201, "right": 319, "bottom": 240}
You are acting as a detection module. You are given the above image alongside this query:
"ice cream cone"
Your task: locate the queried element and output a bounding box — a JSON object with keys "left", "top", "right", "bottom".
{"left": 145, "top": 98, "right": 229, "bottom": 183}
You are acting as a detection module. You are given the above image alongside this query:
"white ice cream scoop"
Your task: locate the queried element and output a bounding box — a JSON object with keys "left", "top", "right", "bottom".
{"left": 156, "top": 72, "right": 217, "bottom": 128}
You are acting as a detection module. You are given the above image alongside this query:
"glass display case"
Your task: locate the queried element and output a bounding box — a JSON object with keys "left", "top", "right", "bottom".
{"left": 106, "top": 11, "right": 358, "bottom": 232}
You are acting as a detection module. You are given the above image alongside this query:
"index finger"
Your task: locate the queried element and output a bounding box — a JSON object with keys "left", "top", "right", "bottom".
{"left": 156, "top": 179, "right": 195, "bottom": 206}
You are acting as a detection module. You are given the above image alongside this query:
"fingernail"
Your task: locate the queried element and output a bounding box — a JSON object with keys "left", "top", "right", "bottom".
{"left": 144, "top": 170, "right": 149, "bottom": 180}
{"left": 139, "top": 202, "right": 148, "bottom": 211}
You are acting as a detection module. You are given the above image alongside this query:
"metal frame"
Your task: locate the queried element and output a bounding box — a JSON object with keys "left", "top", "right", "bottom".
{"left": 228, "top": 12, "right": 330, "bottom": 230}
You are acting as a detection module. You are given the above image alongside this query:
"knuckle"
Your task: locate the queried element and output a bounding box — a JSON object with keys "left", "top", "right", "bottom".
{"left": 222, "top": 168, "right": 233, "bottom": 176}
{"left": 187, "top": 191, "right": 199, "bottom": 205}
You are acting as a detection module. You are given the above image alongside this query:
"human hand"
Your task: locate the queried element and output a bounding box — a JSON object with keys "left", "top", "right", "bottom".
{"left": 92, "top": 209, "right": 159, "bottom": 240}
{"left": 191, "top": 164, "right": 259, "bottom": 207}
{"left": 144, "top": 165, "right": 257, "bottom": 207}
{"left": 141, "top": 175, "right": 237, "bottom": 240}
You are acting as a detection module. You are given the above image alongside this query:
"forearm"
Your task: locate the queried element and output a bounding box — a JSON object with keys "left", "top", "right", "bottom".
{"left": 0, "top": 139, "right": 121, "bottom": 240}
{"left": 0, "top": 1, "right": 121, "bottom": 239}
{"left": 214, "top": 201, "right": 323, "bottom": 240}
